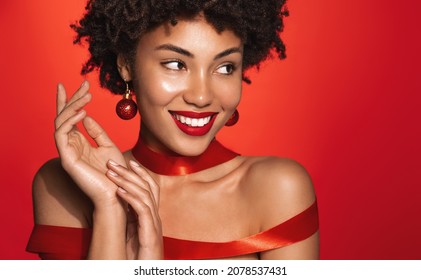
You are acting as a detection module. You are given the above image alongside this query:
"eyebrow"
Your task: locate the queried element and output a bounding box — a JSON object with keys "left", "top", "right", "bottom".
{"left": 155, "top": 44, "right": 193, "bottom": 57}
{"left": 155, "top": 44, "right": 242, "bottom": 60}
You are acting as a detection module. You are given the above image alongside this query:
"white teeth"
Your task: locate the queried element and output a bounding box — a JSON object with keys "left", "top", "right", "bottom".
{"left": 173, "top": 113, "right": 212, "bottom": 127}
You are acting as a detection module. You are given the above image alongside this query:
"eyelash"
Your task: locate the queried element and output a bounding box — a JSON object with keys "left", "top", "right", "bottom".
{"left": 161, "top": 59, "right": 186, "bottom": 71}
{"left": 161, "top": 60, "right": 237, "bottom": 75}
{"left": 216, "top": 63, "right": 236, "bottom": 75}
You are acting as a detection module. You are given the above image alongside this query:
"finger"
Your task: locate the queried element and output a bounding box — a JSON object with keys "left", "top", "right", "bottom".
{"left": 108, "top": 161, "right": 159, "bottom": 205}
{"left": 106, "top": 167, "right": 160, "bottom": 228}
{"left": 107, "top": 167, "right": 158, "bottom": 212}
{"left": 56, "top": 81, "right": 89, "bottom": 115}
{"left": 126, "top": 205, "right": 138, "bottom": 240}
{"left": 116, "top": 187, "right": 161, "bottom": 240}
{"left": 56, "top": 83, "right": 67, "bottom": 115}
{"left": 117, "top": 188, "right": 163, "bottom": 259}
{"left": 56, "top": 109, "right": 86, "bottom": 135}
{"left": 126, "top": 221, "right": 140, "bottom": 258}
{"left": 54, "top": 110, "right": 86, "bottom": 151}
{"left": 65, "top": 80, "right": 90, "bottom": 109}
{"left": 82, "top": 116, "right": 116, "bottom": 147}
{"left": 55, "top": 92, "right": 91, "bottom": 129}
{"left": 129, "top": 160, "right": 160, "bottom": 206}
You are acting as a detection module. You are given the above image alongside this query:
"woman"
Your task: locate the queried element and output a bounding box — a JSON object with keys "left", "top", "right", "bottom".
{"left": 27, "top": 0, "right": 319, "bottom": 260}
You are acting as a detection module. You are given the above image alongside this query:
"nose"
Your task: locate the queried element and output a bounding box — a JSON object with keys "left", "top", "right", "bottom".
{"left": 183, "top": 71, "right": 213, "bottom": 108}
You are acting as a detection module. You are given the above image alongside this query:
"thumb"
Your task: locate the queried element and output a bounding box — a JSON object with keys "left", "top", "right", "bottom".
{"left": 83, "top": 116, "right": 115, "bottom": 147}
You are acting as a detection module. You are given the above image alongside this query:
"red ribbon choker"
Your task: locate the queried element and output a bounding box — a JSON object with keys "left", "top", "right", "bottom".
{"left": 131, "top": 138, "right": 239, "bottom": 176}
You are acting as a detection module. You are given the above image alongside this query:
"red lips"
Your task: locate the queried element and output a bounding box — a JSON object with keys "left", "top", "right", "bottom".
{"left": 169, "top": 110, "right": 218, "bottom": 136}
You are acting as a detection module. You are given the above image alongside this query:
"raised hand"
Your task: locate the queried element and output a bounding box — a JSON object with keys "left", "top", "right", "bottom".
{"left": 106, "top": 160, "right": 163, "bottom": 259}
{"left": 54, "top": 81, "right": 126, "bottom": 209}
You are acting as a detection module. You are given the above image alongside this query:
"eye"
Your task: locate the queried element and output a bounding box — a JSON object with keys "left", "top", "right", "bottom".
{"left": 161, "top": 60, "right": 186, "bottom": 71}
{"left": 216, "top": 63, "right": 236, "bottom": 75}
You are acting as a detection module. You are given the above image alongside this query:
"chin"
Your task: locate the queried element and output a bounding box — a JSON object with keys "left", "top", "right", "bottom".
{"left": 171, "top": 134, "right": 215, "bottom": 156}
{"left": 145, "top": 118, "right": 223, "bottom": 156}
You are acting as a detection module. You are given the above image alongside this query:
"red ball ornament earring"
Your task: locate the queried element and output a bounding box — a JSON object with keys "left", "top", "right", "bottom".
{"left": 116, "top": 81, "right": 137, "bottom": 120}
{"left": 225, "top": 109, "right": 239, "bottom": 126}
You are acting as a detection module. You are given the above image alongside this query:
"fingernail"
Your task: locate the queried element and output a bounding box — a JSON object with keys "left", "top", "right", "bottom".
{"left": 81, "top": 80, "right": 87, "bottom": 87}
{"left": 129, "top": 160, "right": 140, "bottom": 167}
{"left": 109, "top": 160, "right": 119, "bottom": 166}
{"left": 118, "top": 187, "right": 127, "bottom": 193}
{"left": 108, "top": 170, "right": 118, "bottom": 177}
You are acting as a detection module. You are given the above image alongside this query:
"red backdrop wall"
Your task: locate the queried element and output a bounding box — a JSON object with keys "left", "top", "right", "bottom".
{"left": 1, "top": 0, "right": 420, "bottom": 259}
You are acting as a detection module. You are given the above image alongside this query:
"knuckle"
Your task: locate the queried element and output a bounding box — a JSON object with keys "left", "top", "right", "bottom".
{"left": 54, "top": 117, "right": 60, "bottom": 128}
{"left": 54, "top": 129, "right": 61, "bottom": 138}
{"left": 133, "top": 201, "right": 149, "bottom": 213}
{"left": 141, "top": 180, "right": 153, "bottom": 191}
{"left": 138, "top": 187, "right": 153, "bottom": 200}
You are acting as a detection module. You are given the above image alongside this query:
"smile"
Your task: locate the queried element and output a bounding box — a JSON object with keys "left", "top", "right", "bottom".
{"left": 174, "top": 114, "right": 211, "bottom": 127}
{"left": 169, "top": 111, "right": 218, "bottom": 136}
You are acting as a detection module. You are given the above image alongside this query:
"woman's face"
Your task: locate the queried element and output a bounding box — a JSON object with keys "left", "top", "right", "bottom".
{"left": 126, "top": 15, "right": 243, "bottom": 156}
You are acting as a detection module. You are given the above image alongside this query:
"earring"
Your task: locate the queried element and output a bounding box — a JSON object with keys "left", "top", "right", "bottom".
{"left": 225, "top": 109, "right": 239, "bottom": 126}
{"left": 116, "top": 81, "right": 138, "bottom": 120}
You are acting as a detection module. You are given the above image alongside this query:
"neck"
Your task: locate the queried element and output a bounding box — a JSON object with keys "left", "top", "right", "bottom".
{"left": 131, "top": 135, "right": 239, "bottom": 176}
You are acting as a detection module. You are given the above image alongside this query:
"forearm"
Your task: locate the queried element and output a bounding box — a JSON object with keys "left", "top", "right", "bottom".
{"left": 87, "top": 206, "right": 127, "bottom": 259}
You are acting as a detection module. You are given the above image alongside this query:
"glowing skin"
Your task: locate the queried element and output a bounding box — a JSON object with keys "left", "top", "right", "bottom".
{"left": 118, "top": 15, "right": 243, "bottom": 156}
{"left": 34, "top": 7, "right": 318, "bottom": 262}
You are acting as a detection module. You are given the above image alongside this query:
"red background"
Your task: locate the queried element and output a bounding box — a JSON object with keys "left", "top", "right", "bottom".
{"left": 1, "top": 0, "right": 420, "bottom": 259}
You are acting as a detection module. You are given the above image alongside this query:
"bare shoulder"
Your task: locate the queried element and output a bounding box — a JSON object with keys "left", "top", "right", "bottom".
{"left": 241, "top": 156, "right": 316, "bottom": 229}
{"left": 240, "top": 156, "right": 319, "bottom": 259}
{"left": 32, "top": 158, "right": 92, "bottom": 227}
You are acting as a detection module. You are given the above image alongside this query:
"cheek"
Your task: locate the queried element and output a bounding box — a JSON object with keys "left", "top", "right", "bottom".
{"left": 217, "top": 81, "right": 242, "bottom": 109}
{"left": 161, "top": 80, "right": 185, "bottom": 95}
{"left": 138, "top": 76, "right": 187, "bottom": 105}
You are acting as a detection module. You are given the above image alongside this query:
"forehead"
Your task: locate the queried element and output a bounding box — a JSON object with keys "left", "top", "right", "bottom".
{"left": 137, "top": 15, "right": 243, "bottom": 53}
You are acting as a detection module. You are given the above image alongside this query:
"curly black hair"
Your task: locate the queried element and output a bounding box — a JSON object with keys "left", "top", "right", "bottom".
{"left": 71, "top": 0, "right": 289, "bottom": 94}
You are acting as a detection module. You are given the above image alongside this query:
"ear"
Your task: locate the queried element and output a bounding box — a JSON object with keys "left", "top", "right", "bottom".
{"left": 117, "top": 54, "right": 132, "bottom": 81}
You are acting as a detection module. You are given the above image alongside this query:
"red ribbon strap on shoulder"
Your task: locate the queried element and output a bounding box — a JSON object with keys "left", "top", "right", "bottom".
{"left": 163, "top": 200, "right": 319, "bottom": 259}
{"left": 26, "top": 225, "right": 92, "bottom": 260}
{"left": 26, "top": 201, "right": 318, "bottom": 260}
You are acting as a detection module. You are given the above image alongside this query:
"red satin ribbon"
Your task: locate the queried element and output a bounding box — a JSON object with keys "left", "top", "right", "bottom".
{"left": 26, "top": 201, "right": 318, "bottom": 260}
{"left": 163, "top": 201, "right": 319, "bottom": 259}
{"left": 26, "top": 225, "right": 92, "bottom": 260}
{"left": 27, "top": 139, "right": 319, "bottom": 259}
{"left": 131, "top": 137, "right": 239, "bottom": 175}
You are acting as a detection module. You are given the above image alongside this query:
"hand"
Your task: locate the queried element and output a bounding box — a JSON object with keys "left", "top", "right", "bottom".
{"left": 106, "top": 160, "right": 163, "bottom": 259}
{"left": 54, "top": 81, "right": 126, "bottom": 209}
